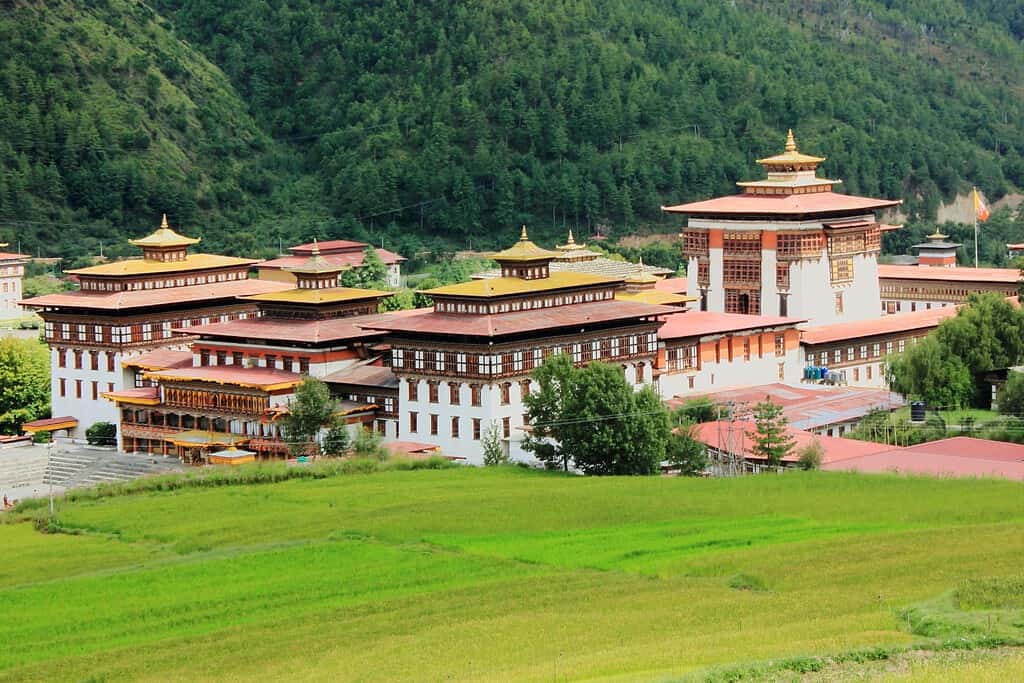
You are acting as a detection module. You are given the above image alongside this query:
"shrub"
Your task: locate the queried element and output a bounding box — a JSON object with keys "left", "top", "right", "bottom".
{"left": 85, "top": 421, "right": 116, "bottom": 446}
{"left": 797, "top": 440, "right": 824, "bottom": 470}
{"left": 32, "top": 430, "right": 51, "bottom": 444}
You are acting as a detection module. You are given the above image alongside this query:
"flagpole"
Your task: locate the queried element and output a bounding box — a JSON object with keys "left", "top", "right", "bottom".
{"left": 973, "top": 187, "right": 979, "bottom": 268}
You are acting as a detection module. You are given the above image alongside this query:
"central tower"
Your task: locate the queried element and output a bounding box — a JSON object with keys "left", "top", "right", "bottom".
{"left": 663, "top": 131, "right": 901, "bottom": 325}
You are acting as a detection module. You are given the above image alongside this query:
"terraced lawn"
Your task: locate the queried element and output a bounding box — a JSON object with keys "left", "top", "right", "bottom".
{"left": 2, "top": 467, "right": 1024, "bottom": 681}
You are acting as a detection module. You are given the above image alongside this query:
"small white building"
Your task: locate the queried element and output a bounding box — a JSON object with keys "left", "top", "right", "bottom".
{"left": 0, "top": 244, "right": 28, "bottom": 318}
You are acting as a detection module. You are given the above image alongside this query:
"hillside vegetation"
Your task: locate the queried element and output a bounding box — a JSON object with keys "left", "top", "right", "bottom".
{"left": 4, "top": 467, "right": 1024, "bottom": 680}
{"left": 2, "top": 1, "right": 1024, "bottom": 262}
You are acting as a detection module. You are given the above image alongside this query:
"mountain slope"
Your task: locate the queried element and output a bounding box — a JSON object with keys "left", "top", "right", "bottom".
{"left": 3, "top": 0, "right": 1023, "bottom": 262}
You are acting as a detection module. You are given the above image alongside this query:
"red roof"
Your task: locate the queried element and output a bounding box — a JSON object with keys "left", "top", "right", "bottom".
{"left": 261, "top": 249, "right": 406, "bottom": 271}
{"left": 0, "top": 252, "right": 29, "bottom": 261}
{"left": 22, "top": 416, "right": 78, "bottom": 430}
{"left": 658, "top": 310, "right": 803, "bottom": 341}
{"left": 669, "top": 383, "right": 904, "bottom": 431}
{"left": 900, "top": 436, "right": 1024, "bottom": 462}
{"left": 183, "top": 309, "right": 423, "bottom": 345}
{"left": 878, "top": 264, "right": 1021, "bottom": 284}
{"left": 102, "top": 387, "right": 160, "bottom": 401}
{"left": 290, "top": 239, "right": 368, "bottom": 254}
{"left": 1008, "top": 243, "right": 1024, "bottom": 250}
{"left": 361, "top": 301, "right": 677, "bottom": 338}
{"left": 322, "top": 363, "right": 398, "bottom": 390}
{"left": 692, "top": 421, "right": 889, "bottom": 464}
{"left": 20, "top": 279, "right": 293, "bottom": 311}
{"left": 800, "top": 306, "right": 958, "bottom": 345}
{"left": 823, "top": 441, "right": 1024, "bottom": 481}
{"left": 654, "top": 277, "right": 687, "bottom": 294}
{"left": 662, "top": 191, "right": 900, "bottom": 217}
{"left": 122, "top": 349, "right": 193, "bottom": 371}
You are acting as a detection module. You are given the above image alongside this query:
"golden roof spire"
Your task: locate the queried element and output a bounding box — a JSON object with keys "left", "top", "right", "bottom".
{"left": 129, "top": 214, "right": 200, "bottom": 249}
{"left": 311, "top": 238, "right": 320, "bottom": 256}
{"left": 491, "top": 225, "right": 560, "bottom": 263}
{"left": 566, "top": 229, "right": 576, "bottom": 246}
{"left": 287, "top": 236, "right": 338, "bottom": 275}
{"left": 755, "top": 129, "right": 826, "bottom": 166}
{"left": 785, "top": 129, "right": 797, "bottom": 153}
{"left": 520, "top": 225, "right": 529, "bottom": 241}
{"left": 624, "top": 256, "right": 658, "bottom": 285}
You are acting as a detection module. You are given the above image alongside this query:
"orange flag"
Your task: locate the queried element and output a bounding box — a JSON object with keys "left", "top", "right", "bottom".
{"left": 974, "top": 187, "right": 990, "bottom": 222}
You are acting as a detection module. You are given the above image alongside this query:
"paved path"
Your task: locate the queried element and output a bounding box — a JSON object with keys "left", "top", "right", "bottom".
{"left": 0, "top": 443, "right": 186, "bottom": 503}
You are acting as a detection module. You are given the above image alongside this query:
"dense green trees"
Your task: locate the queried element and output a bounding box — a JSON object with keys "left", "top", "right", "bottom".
{"left": 751, "top": 398, "right": 795, "bottom": 467}
{"left": 887, "top": 293, "right": 1024, "bottom": 407}
{"left": 522, "top": 355, "right": 670, "bottom": 475}
{"left": 3, "top": 1, "right": 1024, "bottom": 263}
{"left": 281, "top": 378, "right": 337, "bottom": 456}
{"left": 0, "top": 338, "right": 49, "bottom": 434}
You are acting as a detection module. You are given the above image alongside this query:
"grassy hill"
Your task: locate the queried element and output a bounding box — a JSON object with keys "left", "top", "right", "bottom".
{"left": 2, "top": 1, "right": 1024, "bottom": 263}
{"left": 3, "top": 465, "right": 1024, "bottom": 680}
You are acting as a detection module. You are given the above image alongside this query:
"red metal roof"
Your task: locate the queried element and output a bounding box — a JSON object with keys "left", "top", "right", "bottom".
{"left": 122, "top": 349, "right": 193, "bottom": 371}
{"left": 823, "top": 444, "right": 1024, "bottom": 481}
{"left": 658, "top": 311, "right": 803, "bottom": 341}
{"left": 22, "top": 416, "right": 78, "bottom": 431}
{"left": 800, "top": 306, "right": 958, "bottom": 345}
{"left": 877, "top": 264, "right": 1021, "bottom": 283}
{"left": 183, "top": 309, "right": 423, "bottom": 345}
{"left": 20, "top": 279, "right": 293, "bottom": 311}
{"left": 260, "top": 249, "right": 406, "bottom": 271}
{"left": 669, "top": 383, "right": 904, "bottom": 431}
{"left": 900, "top": 436, "right": 1024, "bottom": 462}
{"left": 692, "top": 420, "right": 889, "bottom": 464}
{"left": 654, "top": 277, "right": 687, "bottom": 294}
{"left": 662, "top": 192, "right": 900, "bottom": 216}
{"left": 0, "top": 252, "right": 29, "bottom": 261}
{"left": 322, "top": 363, "right": 398, "bottom": 389}
{"left": 290, "top": 239, "right": 368, "bottom": 254}
{"left": 361, "top": 301, "right": 677, "bottom": 338}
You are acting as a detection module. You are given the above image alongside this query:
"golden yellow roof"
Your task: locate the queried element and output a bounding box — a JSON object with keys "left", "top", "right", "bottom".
{"left": 490, "top": 226, "right": 560, "bottom": 262}
{"left": 67, "top": 253, "right": 257, "bottom": 277}
{"left": 556, "top": 228, "right": 583, "bottom": 251}
{"left": 624, "top": 258, "right": 659, "bottom": 285}
{"left": 757, "top": 130, "right": 825, "bottom": 165}
{"left": 129, "top": 214, "right": 201, "bottom": 248}
{"left": 615, "top": 290, "right": 695, "bottom": 305}
{"left": 425, "top": 271, "right": 620, "bottom": 298}
{"left": 241, "top": 287, "right": 390, "bottom": 304}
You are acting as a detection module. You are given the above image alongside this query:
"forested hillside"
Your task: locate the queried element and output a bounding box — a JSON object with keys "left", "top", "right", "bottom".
{"left": 3, "top": 0, "right": 1024, "bottom": 263}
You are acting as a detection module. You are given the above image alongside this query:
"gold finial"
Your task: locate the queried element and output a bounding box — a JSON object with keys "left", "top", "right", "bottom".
{"left": 160, "top": 213, "right": 169, "bottom": 229}
{"left": 785, "top": 129, "right": 797, "bottom": 153}
{"left": 566, "top": 228, "right": 576, "bottom": 246}
{"left": 638, "top": 256, "right": 646, "bottom": 272}
{"left": 520, "top": 225, "right": 529, "bottom": 241}
{"left": 311, "top": 237, "right": 320, "bottom": 255}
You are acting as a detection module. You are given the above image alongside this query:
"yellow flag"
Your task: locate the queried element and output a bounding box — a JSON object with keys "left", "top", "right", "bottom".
{"left": 974, "top": 187, "right": 990, "bottom": 222}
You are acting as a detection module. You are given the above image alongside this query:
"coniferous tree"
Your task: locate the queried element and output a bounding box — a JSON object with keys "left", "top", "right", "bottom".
{"left": 751, "top": 397, "right": 795, "bottom": 468}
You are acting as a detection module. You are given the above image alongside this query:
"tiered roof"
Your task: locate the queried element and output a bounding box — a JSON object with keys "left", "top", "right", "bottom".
{"left": 662, "top": 130, "right": 901, "bottom": 217}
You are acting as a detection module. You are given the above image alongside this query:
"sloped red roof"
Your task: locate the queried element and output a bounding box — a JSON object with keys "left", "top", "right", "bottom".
{"left": 823, "top": 444, "right": 1024, "bottom": 480}
{"left": 900, "top": 436, "right": 1024, "bottom": 462}
{"left": 20, "top": 279, "right": 292, "bottom": 311}
{"left": 361, "top": 301, "right": 676, "bottom": 338}
{"left": 658, "top": 311, "right": 803, "bottom": 340}
{"left": 145, "top": 365, "right": 301, "bottom": 390}
{"left": 260, "top": 248, "right": 406, "bottom": 271}
{"left": 182, "top": 309, "right": 423, "bottom": 345}
{"left": 878, "top": 264, "right": 1020, "bottom": 283}
{"left": 0, "top": 251, "right": 29, "bottom": 261}
{"left": 654, "top": 277, "right": 687, "bottom": 294}
{"left": 663, "top": 192, "right": 900, "bottom": 216}
{"left": 290, "top": 239, "right": 367, "bottom": 254}
{"left": 122, "top": 349, "right": 193, "bottom": 371}
{"left": 692, "top": 421, "right": 889, "bottom": 464}
{"left": 800, "top": 306, "right": 958, "bottom": 345}
{"left": 322, "top": 363, "right": 398, "bottom": 389}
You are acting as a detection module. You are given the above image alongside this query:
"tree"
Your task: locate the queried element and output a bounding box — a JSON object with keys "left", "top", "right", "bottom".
{"left": 321, "top": 420, "right": 350, "bottom": 456}
{"left": 481, "top": 421, "right": 508, "bottom": 465}
{"left": 751, "top": 397, "right": 795, "bottom": 468}
{"left": 522, "top": 353, "right": 576, "bottom": 471}
{"left": 665, "top": 418, "right": 709, "bottom": 476}
{"left": 796, "top": 440, "right": 823, "bottom": 471}
{"left": 523, "top": 356, "right": 669, "bottom": 475}
{"left": 886, "top": 335, "right": 975, "bottom": 408}
{"left": 280, "top": 378, "right": 336, "bottom": 456}
{"left": 998, "top": 371, "right": 1024, "bottom": 416}
{"left": 0, "top": 337, "right": 49, "bottom": 434}
{"left": 359, "top": 246, "right": 387, "bottom": 288}
{"left": 85, "top": 421, "right": 116, "bottom": 447}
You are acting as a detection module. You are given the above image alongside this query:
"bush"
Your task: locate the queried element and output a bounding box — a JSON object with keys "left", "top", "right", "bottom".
{"left": 797, "top": 440, "right": 824, "bottom": 470}
{"left": 85, "top": 421, "right": 116, "bottom": 446}
{"left": 32, "top": 430, "right": 51, "bottom": 444}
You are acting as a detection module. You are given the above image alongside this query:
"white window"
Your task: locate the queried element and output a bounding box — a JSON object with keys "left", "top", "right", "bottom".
{"left": 94, "top": 325, "right": 103, "bottom": 340}
{"left": 833, "top": 349, "right": 841, "bottom": 364}
{"left": 898, "top": 340, "right": 905, "bottom": 353}
{"left": 162, "top": 322, "right": 172, "bottom": 338}
{"left": 591, "top": 341, "right": 601, "bottom": 360}
{"left": 142, "top": 324, "right": 152, "bottom": 342}
{"left": 611, "top": 338, "right": 621, "bottom": 356}
{"left": 513, "top": 351, "right": 523, "bottom": 372}
{"left": 44, "top": 322, "right": 54, "bottom": 338}
{"left": 478, "top": 355, "right": 489, "bottom": 375}
{"left": 572, "top": 344, "right": 582, "bottom": 363}
{"left": 628, "top": 336, "right": 638, "bottom": 355}
{"left": 647, "top": 333, "right": 657, "bottom": 352}
{"left": 434, "top": 351, "right": 445, "bottom": 372}
{"left": 393, "top": 349, "right": 404, "bottom": 368}
{"left": 532, "top": 349, "right": 542, "bottom": 367}
{"left": 456, "top": 353, "right": 467, "bottom": 373}
{"left": 77, "top": 324, "right": 86, "bottom": 341}
{"left": 414, "top": 350, "right": 424, "bottom": 370}
{"left": 61, "top": 323, "right": 70, "bottom": 340}
{"left": 859, "top": 345, "right": 868, "bottom": 360}
{"left": 847, "top": 347, "right": 854, "bottom": 361}
{"left": 886, "top": 341, "right": 893, "bottom": 355}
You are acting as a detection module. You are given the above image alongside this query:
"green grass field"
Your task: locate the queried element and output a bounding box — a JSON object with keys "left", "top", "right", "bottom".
{"left": 3, "top": 467, "right": 1024, "bottom": 681}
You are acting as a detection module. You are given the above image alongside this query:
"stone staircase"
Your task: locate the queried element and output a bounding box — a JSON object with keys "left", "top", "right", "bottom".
{"left": 0, "top": 448, "right": 48, "bottom": 492}
{"left": 0, "top": 447, "right": 187, "bottom": 496}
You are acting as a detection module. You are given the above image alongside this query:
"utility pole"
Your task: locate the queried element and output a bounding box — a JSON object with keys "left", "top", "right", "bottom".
{"left": 47, "top": 438, "right": 55, "bottom": 517}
